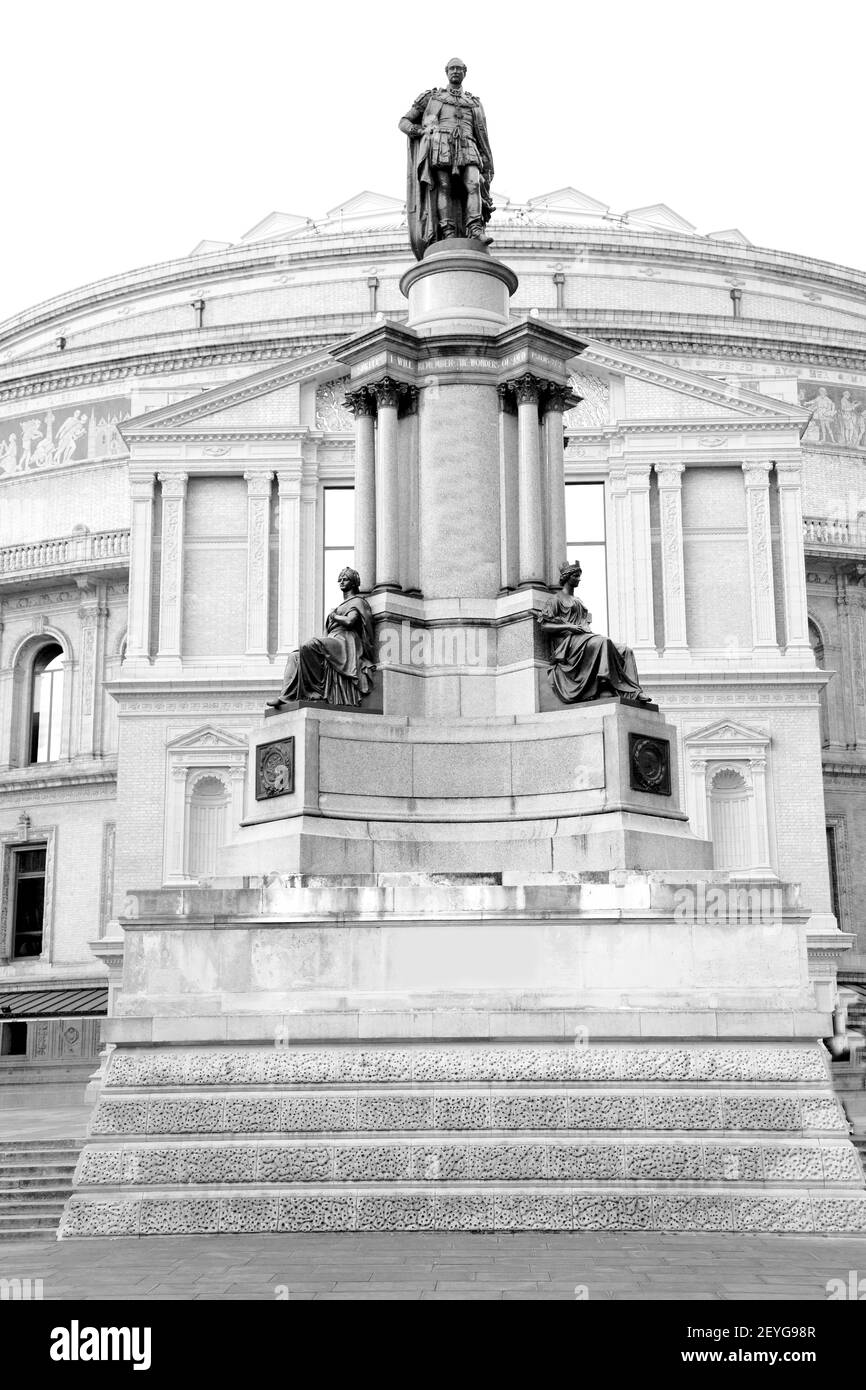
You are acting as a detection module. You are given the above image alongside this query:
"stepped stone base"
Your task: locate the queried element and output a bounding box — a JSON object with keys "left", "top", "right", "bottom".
{"left": 60, "top": 1042, "right": 866, "bottom": 1237}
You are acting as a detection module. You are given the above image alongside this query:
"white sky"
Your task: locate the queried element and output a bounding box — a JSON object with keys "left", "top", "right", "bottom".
{"left": 2, "top": 0, "right": 863, "bottom": 323}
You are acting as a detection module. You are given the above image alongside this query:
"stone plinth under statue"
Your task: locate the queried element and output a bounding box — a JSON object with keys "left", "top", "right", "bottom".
{"left": 61, "top": 161, "right": 864, "bottom": 1239}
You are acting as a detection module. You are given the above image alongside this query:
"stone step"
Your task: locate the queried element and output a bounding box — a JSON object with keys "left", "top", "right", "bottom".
{"left": 0, "top": 1200, "right": 68, "bottom": 1217}
{"left": 0, "top": 1145, "right": 85, "bottom": 1156}
{"left": 58, "top": 1186, "right": 866, "bottom": 1236}
{"left": 0, "top": 1211, "right": 63, "bottom": 1232}
{"left": 89, "top": 1088, "right": 849, "bottom": 1137}
{"left": 73, "top": 1136, "right": 865, "bottom": 1187}
{"left": 0, "top": 1164, "right": 80, "bottom": 1182}
{"left": 0, "top": 1229, "right": 58, "bottom": 1242}
{"left": 0, "top": 1186, "right": 73, "bottom": 1203}
{"left": 0, "top": 1172, "right": 77, "bottom": 1189}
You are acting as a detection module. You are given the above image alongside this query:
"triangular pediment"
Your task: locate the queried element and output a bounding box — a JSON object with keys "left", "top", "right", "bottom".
{"left": 119, "top": 348, "right": 340, "bottom": 440}
{"left": 572, "top": 339, "right": 807, "bottom": 426}
{"left": 188, "top": 239, "right": 233, "bottom": 257}
{"left": 708, "top": 228, "right": 753, "bottom": 246}
{"left": 687, "top": 719, "right": 770, "bottom": 749}
{"left": 625, "top": 203, "right": 696, "bottom": 233}
{"left": 527, "top": 187, "right": 610, "bottom": 216}
{"left": 325, "top": 191, "right": 405, "bottom": 218}
{"left": 240, "top": 212, "right": 315, "bottom": 243}
{"left": 166, "top": 725, "right": 248, "bottom": 753}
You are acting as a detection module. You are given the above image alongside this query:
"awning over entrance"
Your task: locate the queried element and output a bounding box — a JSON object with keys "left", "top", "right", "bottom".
{"left": 0, "top": 987, "right": 108, "bottom": 1017}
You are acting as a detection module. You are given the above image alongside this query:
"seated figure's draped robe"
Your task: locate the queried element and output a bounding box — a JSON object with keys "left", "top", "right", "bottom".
{"left": 540, "top": 593, "right": 646, "bottom": 704}
{"left": 274, "top": 596, "right": 375, "bottom": 707}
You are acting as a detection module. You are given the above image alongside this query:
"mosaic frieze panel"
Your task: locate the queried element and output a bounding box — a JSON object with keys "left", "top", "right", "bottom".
{"left": 799, "top": 381, "right": 866, "bottom": 448}
{"left": 0, "top": 396, "right": 131, "bottom": 475}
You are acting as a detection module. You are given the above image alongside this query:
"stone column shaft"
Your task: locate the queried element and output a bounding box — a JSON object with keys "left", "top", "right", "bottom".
{"left": 742, "top": 460, "right": 778, "bottom": 649}
{"left": 277, "top": 464, "right": 302, "bottom": 654}
{"left": 156, "top": 472, "right": 188, "bottom": 659}
{"left": 244, "top": 471, "right": 274, "bottom": 656}
{"left": 498, "top": 386, "right": 519, "bottom": 591}
{"left": 349, "top": 392, "right": 376, "bottom": 593}
{"left": 655, "top": 463, "right": 688, "bottom": 651}
{"left": 374, "top": 378, "right": 401, "bottom": 591}
{"left": 126, "top": 474, "right": 155, "bottom": 658}
{"left": 610, "top": 463, "right": 655, "bottom": 650}
{"left": 515, "top": 375, "right": 545, "bottom": 586}
{"left": 774, "top": 458, "right": 810, "bottom": 652}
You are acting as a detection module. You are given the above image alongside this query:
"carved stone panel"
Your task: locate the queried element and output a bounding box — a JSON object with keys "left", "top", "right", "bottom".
{"left": 256, "top": 738, "right": 295, "bottom": 800}
{"left": 629, "top": 734, "right": 672, "bottom": 796}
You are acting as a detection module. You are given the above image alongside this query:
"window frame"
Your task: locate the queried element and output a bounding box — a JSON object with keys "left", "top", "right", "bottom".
{"left": 321, "top": 484, "right": 355, "bottom": 620}
{"left": 0, "top": 826, "right": 57, "bottom": 965}
{"left": 28, "top": 643, "right": 65, "bottom": 766}
{"left": 564, "top": 478, "right": 609, "bottom": 634}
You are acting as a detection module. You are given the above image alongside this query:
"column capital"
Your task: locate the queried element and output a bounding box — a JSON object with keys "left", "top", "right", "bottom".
{"left": 773, "top": 457, "right": 803, "bottom": 482}
{"left": 276, "top": 465, "right": 302, "bottom": 494}
{"left": 497, "top": 383, "right": 518, "bottom": 416}
{"left": 741, "top": 459, "right": 773, "bottom": 483}
{"left": 654, "top": 462, "right": 686, "bottom": 485}
{"left": 158, "top": 472, "right": 188, "bottom": 498}
{"left": 243, "top": 470, "right": 275, "bottom": 496}
{"left": 622, "top": 461, "right": 653, "bottom": 486}
{"left": 129, "top": 472, "right": 156, "bottom": 498}
{"left": 513, "top": 372, "right": 540, "bottom": 406}
{"left": 540, "top": 383, "right": 569, "bottom": 416}
{"left": 345, "top": 388, "right": 375, "bottom": 418}
{"left": 400, "top": 385, "right": 419, "bottom": 418}
{"left": 372, "top": 376, "right": 401, "bottom": 410}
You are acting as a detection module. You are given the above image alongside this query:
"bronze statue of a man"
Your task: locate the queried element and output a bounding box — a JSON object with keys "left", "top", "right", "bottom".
{"left": 399, "top": 57, "right": 495, "bottom": 259}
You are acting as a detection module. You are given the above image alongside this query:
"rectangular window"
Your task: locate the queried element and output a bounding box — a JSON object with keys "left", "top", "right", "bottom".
{"left": 565, "top": 481, "right": 608, "bottom": 632}
{"left": 323, "top": 487, "right": 355, "bottom": 607}
{"left": 826, "top": 825, "right": 842, "bottom": 925}
{"left": 11, "top": 846, "right": 46, "bottom": 959}
{"left": 0, "top": 1021, "right": 27, "bottom": 1056}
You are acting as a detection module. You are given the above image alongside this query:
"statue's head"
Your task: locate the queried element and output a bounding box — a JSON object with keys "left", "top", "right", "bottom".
{"left": 445, "top": 57, "right": 467, "bottom": 84}
{"left": 560, "top": 560, "right": 583, "bottom": 587}
{"left": 337, "top": 566, "right": 361, "bottom": 594}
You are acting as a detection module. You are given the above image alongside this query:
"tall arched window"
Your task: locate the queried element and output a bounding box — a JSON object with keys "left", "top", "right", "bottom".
{"left": 29, "top": 644, "right": 64, "bottom": 764}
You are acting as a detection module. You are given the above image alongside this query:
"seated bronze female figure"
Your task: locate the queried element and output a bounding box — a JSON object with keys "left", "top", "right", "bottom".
{"left": 539, "top": 560, "right": 652, "bottom": 705}
{"left": 266, "top": 567, "right": 375, "bottom": 710}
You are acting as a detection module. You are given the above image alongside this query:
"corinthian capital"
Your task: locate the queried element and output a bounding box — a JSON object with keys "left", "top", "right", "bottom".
{"left": 513, "top": 373, "right": 540, "bottom": 406}
{"left": 372, "top": 376, "right": 401, "bottom": 410}
{"left": 344, "top": 388, "right": 375, "bottom": 419}
{"left": 540, "top": 383, "right": 568, "bottom": 416}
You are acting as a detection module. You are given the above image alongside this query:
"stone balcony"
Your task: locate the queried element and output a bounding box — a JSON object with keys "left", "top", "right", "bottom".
{"left": 0, "top": 527, "right": 129, "bottom": 590}
{"left": 804, "top": 516, "right": 866, "bottom": 559}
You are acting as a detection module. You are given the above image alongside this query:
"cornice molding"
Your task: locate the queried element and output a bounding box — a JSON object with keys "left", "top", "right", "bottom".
{"left": 3, "top": 221, "right": 866, "bottom": 349}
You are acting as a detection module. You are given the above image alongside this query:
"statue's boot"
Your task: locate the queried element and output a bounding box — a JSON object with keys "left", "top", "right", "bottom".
{"left": 466, "top": 219, "right": 493, "bottom": 246}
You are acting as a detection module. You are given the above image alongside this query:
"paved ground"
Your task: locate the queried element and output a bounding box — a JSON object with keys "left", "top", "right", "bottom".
{"left": 1, "top": 1231, "right": 865, "bottom": 1299}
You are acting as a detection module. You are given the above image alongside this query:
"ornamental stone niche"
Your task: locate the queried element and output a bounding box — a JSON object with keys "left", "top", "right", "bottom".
{"left": 684, "top": 719, "right": 773, "bottom": 876}
{"left": 162, "top": 727, "right": 246, "bottom": 885}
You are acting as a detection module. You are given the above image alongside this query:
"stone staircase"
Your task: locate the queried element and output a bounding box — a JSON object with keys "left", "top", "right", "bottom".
{"left": 1, "top": 1140, "right": 83, "bottom": 1240}
{"left": 60, "top": 1041, "right": 866, "bottom": 1237}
